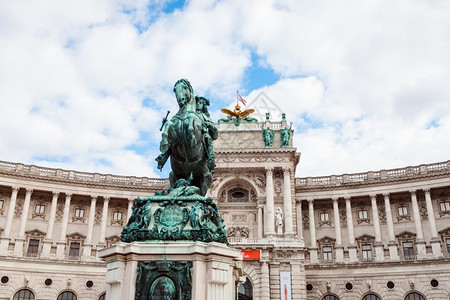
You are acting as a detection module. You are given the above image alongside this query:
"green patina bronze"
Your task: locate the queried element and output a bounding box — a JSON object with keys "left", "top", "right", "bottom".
{"left": 280, "top": 122, "right": 293, "bottom": 148}
{"left": 155, "top": 79, "right": 217, "bottom": 196}
{"left": 135, "top": 261, "right": 192, "bottom": 300}
{"left": 121, "top": 79, "right": 228, "bottom": 246}
{"left": 262, "top": 127, "right": 274, "bottom": 148}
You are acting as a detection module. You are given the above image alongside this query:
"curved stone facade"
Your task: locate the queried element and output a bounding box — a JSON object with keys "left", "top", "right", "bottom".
{"left": 0, "top": 119, "right": 449, "bottom": 299}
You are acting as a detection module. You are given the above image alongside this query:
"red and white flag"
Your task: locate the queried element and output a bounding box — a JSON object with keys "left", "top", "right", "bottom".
{"left": 238, "top": 94, "right": 247, "bottom": 106}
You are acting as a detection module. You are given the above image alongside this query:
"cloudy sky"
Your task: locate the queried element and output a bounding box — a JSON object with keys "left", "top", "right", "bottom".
{"left": 1, "top": 0, "right": 449, "bottom": 179}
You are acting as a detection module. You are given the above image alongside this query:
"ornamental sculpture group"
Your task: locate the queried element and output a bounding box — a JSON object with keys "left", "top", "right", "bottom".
{"left": 121, "top": 79, "right": 228, "bottom": 245}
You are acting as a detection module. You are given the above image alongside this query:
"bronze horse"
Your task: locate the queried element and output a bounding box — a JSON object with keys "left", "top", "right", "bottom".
{"left": 156, "top": 79, "right": 215, "bottom": 196}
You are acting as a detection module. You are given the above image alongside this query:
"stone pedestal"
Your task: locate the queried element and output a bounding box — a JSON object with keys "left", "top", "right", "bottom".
{"left": 41, "top": 240, "right": 53, "bottom": 258}
{"left": 13, "top": 237, "right": 25, "bottom": 257}
{"left": 99, "top": 241, "right": 243, "bottom": 300}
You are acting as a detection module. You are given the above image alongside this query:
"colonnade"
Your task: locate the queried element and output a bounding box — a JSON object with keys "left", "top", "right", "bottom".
{"left": 296, "top": 188, "right": 443, "bottom": 263}
{"left": 0, "top": 185, "right": 134, "bottom": 259}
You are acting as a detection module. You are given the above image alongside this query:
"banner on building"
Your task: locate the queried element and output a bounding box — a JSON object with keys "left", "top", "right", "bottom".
{"left": 280, "top": 272, "right": 292, "bottom": 300}
{"left": 241, "top": 250, "right": 260, "bottom": 259}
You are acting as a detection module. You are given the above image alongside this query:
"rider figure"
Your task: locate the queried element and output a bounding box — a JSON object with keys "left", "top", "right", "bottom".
{"left": 195, "top": 96, "right": 218, "bottom": 170}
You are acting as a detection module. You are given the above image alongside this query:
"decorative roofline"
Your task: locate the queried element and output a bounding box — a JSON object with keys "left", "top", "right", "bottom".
{"left": 0, "top": 160, "right": 168, "bottom": 187}
{"left": 296, "top": 160, "right": 450, "bottom": 187}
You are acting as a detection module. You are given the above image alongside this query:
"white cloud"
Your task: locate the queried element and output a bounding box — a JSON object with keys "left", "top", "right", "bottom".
{"left": 0, "top": 0, "right": 449, "bottom": 178}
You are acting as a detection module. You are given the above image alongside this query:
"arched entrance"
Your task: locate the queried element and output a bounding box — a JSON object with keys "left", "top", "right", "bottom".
{"left": 238, "top": 277, "right": 253, "bottom": 300}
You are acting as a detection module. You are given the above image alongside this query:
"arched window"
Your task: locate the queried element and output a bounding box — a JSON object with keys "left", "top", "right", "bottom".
{"left": 98, "top": 293, "right": 106, "bottom": 300}
{"left": 13, "top": 289, "right": 35, "bottom": 300}
{"left": 363, "top": 294, "right": 381, "bottom": 300}
{"left": 238, "top": 277, "right": 253, "bottom": 300}
{"left": 405, "top": 292, "right": 425, "bottom": 300}
{"left": 57, "top": 291, "right": 77, "bottom": 300}
{"left": 322, "top": 295, "right": 340, "bottom": 300}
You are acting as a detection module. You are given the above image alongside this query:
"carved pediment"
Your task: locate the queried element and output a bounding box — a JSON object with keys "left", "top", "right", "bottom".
{"left": 25, "top": 229, "right": 46, "bottom": 238}
{"left": 317, "top": 236, "right": 336, "bottom": 245}
{"left": 396, "top": 231, "right": 416, "bottom": 239}
{"left": 106, "top": 235, "right": 121, "bottom": 243}
{"left": 438, "top": 227, "right": 450, "bottom": 236}
{"left": 355, "top": 234, "right": 376, "bottom": 242}
{"left": 66, "top": 232, "right": 86, "bottom": 241}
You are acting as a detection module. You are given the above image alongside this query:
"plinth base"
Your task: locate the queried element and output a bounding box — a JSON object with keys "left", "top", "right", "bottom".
{"left": 99, "top": 241, "right": 243, "bottom": 300}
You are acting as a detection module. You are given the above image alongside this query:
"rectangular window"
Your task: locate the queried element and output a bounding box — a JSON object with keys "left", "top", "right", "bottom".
{"left": 446, "top": 238, "right": 450, "bottom": 254}
{"left": 113, "top": 211, "right": 123, "bottom": 221}
{"left": 361, "top": 244, "right": 372, "bottom": 260}
{"left": 34, "top": 204, "right": 45, "bottom": 214}
{"left": 403, "top": 242, "right": 414, "bottom": 257}
{"left": 27, "top": 239, "right": 39, "bottom": 254}
{"left": 440, "top": 201, "right": 450, "bottom": 212}
{"left": 398, "top": 205, "right": 408, "bottom": 216}
{"left": 358, "top": 210, "right": 368, "bottom": 220}
{"left": 320, "top": 212, "right": 329, "bottom": 222}
{"left": 69, "top": 242, "right": 80, "bottom": 257}
{"left": 0, "top": 199, "right": 4, "bottom": 210}
{"left": 322, "top": 246, "right": 333, "bottom": 262}
{"left": 75, "top": 208, "right": 85, "bottom": 218}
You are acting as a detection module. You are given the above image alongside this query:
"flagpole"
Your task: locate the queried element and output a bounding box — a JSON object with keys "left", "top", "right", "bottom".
{"left": 236, "top": 91, "right": 239, "bottom": 106}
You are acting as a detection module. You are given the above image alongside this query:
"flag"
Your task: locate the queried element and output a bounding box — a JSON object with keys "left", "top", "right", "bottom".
{"left": 238, "top": 94, "right": 247, "bottom": 106}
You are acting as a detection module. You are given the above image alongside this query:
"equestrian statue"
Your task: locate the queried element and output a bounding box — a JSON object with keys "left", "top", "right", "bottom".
{"left": 155, "top": 79, "right": 218, "bottom": 196}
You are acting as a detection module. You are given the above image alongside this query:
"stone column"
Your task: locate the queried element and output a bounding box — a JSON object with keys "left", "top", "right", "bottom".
{"left": 265, "top": 167, "right": 275, "bottom": 236}
{"left": 282, "top": 167, "right": 294, "bottom": 237}
{"left": 296, "top": 199, "right": 303, "bottom": 240}
{"left": 260, "top": 261, "right": 270, "bottom": 300}
{"left": 332, "top": 197, "right": 344, "bottom": 263}
{"left": 345, "top": 197, "right": 358, "bottom": 263}
{"left": 423, "top": 188, "right": 442, "bottom": 258}
{"left": 0, "top": 186, "right": 19, "bottom": 255}
{"left": 308, "top": 198, "right": 318, "bottom": 263}
{"left": 56, "top": 193, "right": 72, "bottom": 259}
{"left": 269, "top": 262, "right": 280, "bottom": 300}
{"left": 14, "top": 188, "right": 33, "bottom": 256}
{"left": 42, "top": 191, "right": 59, "bottom": 257}
{"left": 99, "top": 197, "right": 110, "bottom": 245}
{"left": 83, "top": 195, "right": 97, "bottom": 258}
{"left": 127, "top": 197, "right": 134, "bottom": 222}
{"left": 290, "top": 262, "right": 306, "bottom": 300}
{"left": 383, "top": 193, "right": 399, "bottom": 261}
{"left": 410, "top": 190, "right": 426, "bottom": 258}
{"left": 370, "top": 194, "right": 384, "bottom": 262}
{"left": 257, "top": 205, "right": 263, "bottom": 239}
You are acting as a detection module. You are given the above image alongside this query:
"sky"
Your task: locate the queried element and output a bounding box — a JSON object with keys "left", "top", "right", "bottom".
{"left": 0, "top": 0, "right": 449, "bottom": 179}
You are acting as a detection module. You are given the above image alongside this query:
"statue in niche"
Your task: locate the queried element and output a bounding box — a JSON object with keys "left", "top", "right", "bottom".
{"left": 280, "top": 122, "right": 293, "bottom": 148}
{"left": 276, "top": 207, "right": 283, "bottom": 227}
{"left": 262, "top": 127, "right": 274, "bottom": 148}
{"left": 156, "top": 79, "right": 217, "bottom": 196}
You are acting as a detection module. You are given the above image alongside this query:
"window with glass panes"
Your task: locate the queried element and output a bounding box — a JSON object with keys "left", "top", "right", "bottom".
{"left": 362, "top": 294, "right": 380, "bottom": 300}
{"left": 69, "top": 242, "right": 80, "bottom": 257}
{"left": 358, "top": 209, "right": 368, "bottom": 220}
{"left": 446, "top": 238, "right": 450, "bottom": 254}
{"left": 0, "top": 199, "right": 4, "bottom": 210}
{"left": 57, "top": 291, "right": 77, "bottom": 300}
{"left": 320, "top": 212, "right": 329, "bottom": 222}
{"left": 13, "top": 289, "right": 35, "bottom": 300}
{"left": 322, "top": 246, "right": 333, "bottom": 262}
{"left": 405, "top": 292, "right": 425, "bottom": 300}
{"left": 398, "top": 205, "right": 408, "bottom": 216}
{"left": 113, "top": 211, "right": 122, "bottom": 221}
{"left": 27, "top": 239, "right": 39, "bottom": 254}
{"left": 75, "top": 208, "right": 85, "bottom": 218}
{"left": 403, "top": 242, "right": 414, "bottom": 257}
{"left": 361, "top": 244, "right": 372, "bottom": 260}
{"left": 34, "top": 204, "right": 45, "bottom": 214}
{"left": 440, "top": 201, "right": 450, "bottom": 212}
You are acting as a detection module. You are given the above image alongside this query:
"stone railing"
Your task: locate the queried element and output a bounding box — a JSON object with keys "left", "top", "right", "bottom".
{"left": 228, "top": 237, "right": 304, "bottom": 248}
{"left": 296, "top": 161, "right": 450, "bottom": 187}
{"left": 0, "top": 160, "right": 168, "bottom": 187}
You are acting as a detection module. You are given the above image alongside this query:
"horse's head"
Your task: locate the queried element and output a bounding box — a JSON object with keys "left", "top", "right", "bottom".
{"left": 174, "top": 79, "right": 194, "bottom": 109}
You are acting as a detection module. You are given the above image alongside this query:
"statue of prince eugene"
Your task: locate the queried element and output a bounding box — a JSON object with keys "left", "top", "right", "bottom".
{"left": 120, "top": 79, "right": 228, "bottom": 244}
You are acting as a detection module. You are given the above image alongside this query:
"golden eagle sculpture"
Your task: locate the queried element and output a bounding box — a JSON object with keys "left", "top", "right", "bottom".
{"left": 218, "top": 93, "right": 258, "bottom": 126}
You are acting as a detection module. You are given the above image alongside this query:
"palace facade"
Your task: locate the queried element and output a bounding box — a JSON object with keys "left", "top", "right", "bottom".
{"left": 0, "top": 118, "right": 449, "bottom": 300}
